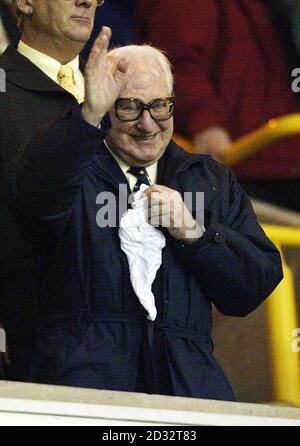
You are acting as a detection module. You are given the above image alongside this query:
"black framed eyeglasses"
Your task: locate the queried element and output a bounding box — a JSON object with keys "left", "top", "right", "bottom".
{"left": 115, "top": 97, "right": 176, "bottom": 122}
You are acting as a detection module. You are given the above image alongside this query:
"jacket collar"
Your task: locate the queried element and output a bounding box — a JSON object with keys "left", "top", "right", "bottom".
{"left": 157, "top": 140, "right": 211, "bottom": 184}
{"left": 157, "top": 141, "right": 221, "bottom": 203}
{"left": 92, "top": 140, "right": 219, "bottom": 218}
{"left": 93, "top": 139, "right": 211, "bottom": 190}
{"left": 91, "top": 142, "right": 131, "bottom": 193}
{"left": 0, "top": 45, "right": 85, "bottom": 93}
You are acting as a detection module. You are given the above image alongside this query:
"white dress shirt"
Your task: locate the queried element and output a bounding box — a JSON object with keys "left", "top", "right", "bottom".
{"left": 17, "top": 40, "right": 85, "bottom": 100}
{"left": 103, "top": 139, "right": 158, "bottom": 192}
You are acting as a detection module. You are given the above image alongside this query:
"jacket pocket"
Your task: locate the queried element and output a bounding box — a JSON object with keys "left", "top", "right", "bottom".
{"left": 32, "top": 317, "right": 89, "bottom": 383}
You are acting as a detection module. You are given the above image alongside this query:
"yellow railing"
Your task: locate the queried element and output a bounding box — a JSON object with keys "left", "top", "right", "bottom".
{"left": 173, "top": 117, "right": 300, "bottom": 406}
{"left": 223, "top": 113, "right": 300, "bottom": 166}
{"left": 172, "top": 134, "right": 195, "bottom": 153}
{"left": 173, "top": 112, "right": 300, "bottom": 166}
{"left": 262, "top": 225, "right": 300, "bottom": 407}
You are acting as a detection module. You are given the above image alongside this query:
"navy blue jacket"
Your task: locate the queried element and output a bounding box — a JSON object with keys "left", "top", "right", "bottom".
{"left": 8, "top": 107, "right": 283, "bottom": 401}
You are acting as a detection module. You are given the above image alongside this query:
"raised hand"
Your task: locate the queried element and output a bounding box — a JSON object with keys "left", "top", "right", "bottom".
{"left": 82, "top": 27, "right": 128, "bottom": 127}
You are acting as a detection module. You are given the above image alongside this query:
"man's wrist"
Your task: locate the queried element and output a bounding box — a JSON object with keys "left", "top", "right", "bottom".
{"left": 183, "top": 223, "right": 205, "bottom": 245}
{"left": 170, "top": 223, "right": 205, "bottom": 245}
{"left": 81, "top": 104, "right": 105, "bottom": 128}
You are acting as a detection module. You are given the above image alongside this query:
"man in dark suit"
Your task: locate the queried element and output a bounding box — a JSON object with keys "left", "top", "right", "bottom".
{"left": 0, "top": 0, "right": 103, "bottom": 381}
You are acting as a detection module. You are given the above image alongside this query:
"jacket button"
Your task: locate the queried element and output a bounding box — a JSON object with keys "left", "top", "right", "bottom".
{"left": 214, "top": 232, "right": 224, "bottom": 243}
{"left": 212, "top": 186, "right": 218, "bottom": 191}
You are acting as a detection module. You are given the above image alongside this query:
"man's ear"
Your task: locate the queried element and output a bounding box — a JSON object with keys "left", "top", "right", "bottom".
{"left": 15, "top": 0, "right": 34, "bottom": 16}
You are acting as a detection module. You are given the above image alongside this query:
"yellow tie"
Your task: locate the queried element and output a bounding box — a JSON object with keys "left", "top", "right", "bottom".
{"left": 57, "top": 65, "right": 83, "bottom": 103}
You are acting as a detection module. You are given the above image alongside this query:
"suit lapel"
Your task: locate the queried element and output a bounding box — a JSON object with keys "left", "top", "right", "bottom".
{"left": 1, "top": 46, "right": 85, "bottom": 95}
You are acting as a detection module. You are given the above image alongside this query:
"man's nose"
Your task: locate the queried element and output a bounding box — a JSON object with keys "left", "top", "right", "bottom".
{"left": 136, "top": 110, "right": 157, "bottom": 132}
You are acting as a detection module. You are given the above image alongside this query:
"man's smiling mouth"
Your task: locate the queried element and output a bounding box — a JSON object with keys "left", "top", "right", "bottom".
{"left": 132, "top": 134, "right": 157, "bottom": 141}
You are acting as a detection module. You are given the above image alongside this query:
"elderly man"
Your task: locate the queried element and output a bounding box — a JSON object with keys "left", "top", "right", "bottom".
{"left": 8, "top": 29, "right": 283, "bottom": 400}
{"left": 0, "top": 0, "right": 104, "bottom": 381}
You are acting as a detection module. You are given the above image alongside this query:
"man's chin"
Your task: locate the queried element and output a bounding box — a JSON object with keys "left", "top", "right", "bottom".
{"left": 66, "top": 29, "right": 93, "bottom": 44}
{"left": 131, "top": 149, "right": 165, "bottom": 166}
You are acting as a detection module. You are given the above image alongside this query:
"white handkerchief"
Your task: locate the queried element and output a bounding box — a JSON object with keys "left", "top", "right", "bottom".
{"left": 119, "top": 184, "right": 166, "bottom": 321}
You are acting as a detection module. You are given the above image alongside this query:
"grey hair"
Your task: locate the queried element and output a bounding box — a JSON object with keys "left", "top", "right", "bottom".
{"left": 108, "top": 45, "right": 174, "bottom": 94}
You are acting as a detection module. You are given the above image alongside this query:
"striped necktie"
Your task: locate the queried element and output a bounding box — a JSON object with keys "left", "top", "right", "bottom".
{"left": 128, "top": 166, "right": 151, "bottom": 192}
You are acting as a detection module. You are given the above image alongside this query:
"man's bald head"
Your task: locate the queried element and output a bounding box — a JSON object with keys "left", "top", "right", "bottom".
{"left": 108, "top": 45, "right": 174, "bottom": 96}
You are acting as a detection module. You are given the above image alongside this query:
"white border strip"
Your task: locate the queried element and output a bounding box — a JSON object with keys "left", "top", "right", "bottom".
{"left": 0, "top": 398, "right": 299, "bottom": 426}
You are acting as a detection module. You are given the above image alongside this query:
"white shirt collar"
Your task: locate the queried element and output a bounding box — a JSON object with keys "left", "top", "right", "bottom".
{"left": 17, "top": 40, "right": 83, "bottom": 92}
{"left": 103, "top": 140, "right": 158, "bottom": 191}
